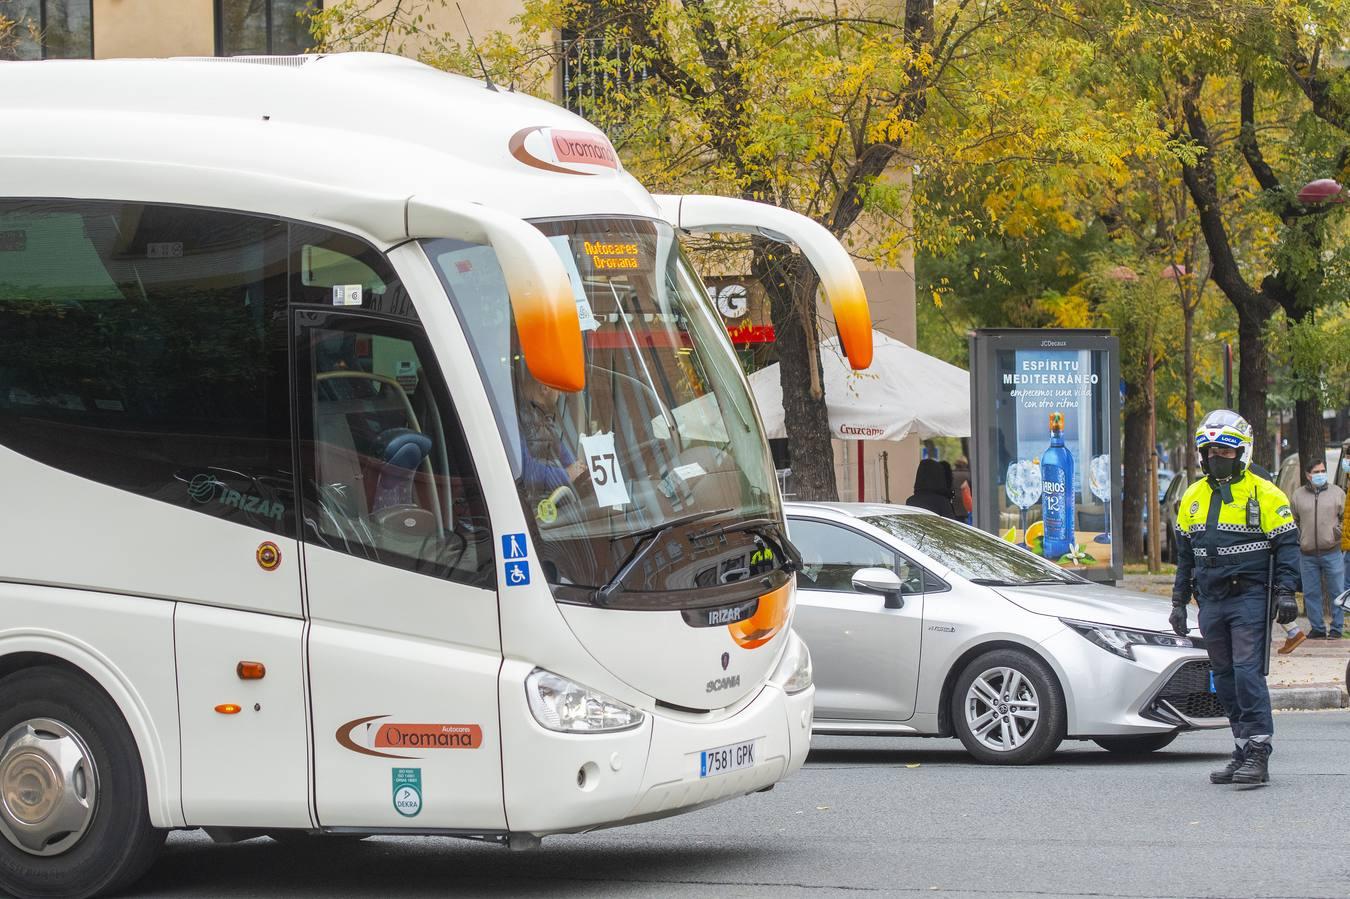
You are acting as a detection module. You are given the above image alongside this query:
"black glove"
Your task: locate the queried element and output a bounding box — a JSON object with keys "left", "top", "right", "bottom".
{"left": 1275, "top": 592, "right": 1298, "bottom": 625}
{"left": 1169, "top": 602, "right": 1188, "bottom": 636}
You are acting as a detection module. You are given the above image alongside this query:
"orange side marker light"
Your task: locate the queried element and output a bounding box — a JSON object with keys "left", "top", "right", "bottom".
{"left": 237, "top": 661, "right": 266, "bottom": 680}
{"left": 215, "top": 704, "right": 242, "bottom": 715}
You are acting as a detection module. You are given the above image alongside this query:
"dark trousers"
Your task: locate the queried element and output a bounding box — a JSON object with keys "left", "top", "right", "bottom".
{"left": 1197, "top": 588, "right": 1274, "bottom": 740}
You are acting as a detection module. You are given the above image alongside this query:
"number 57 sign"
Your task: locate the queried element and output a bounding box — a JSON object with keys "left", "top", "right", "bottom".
{"left": 579, "top": 431, "right": 630, "bottom": 509}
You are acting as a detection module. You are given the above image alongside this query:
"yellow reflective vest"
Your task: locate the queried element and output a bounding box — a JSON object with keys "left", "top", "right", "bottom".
{"left": 1172, "top": 470, "right": 1300, "bottom": 603}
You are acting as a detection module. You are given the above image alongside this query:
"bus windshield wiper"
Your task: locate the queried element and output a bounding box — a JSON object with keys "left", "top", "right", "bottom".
{"left": 594, "top": 508, "right": 732, "bottom": 606}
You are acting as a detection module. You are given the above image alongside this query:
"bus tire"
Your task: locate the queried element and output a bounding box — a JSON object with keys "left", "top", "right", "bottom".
{"left": 0, "top": 666, "right": 165, "bottom": 899}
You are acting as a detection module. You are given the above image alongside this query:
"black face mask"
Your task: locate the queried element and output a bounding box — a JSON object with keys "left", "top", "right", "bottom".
{"left": 1207, "top": 456, "right": 1243, "bottom": 481}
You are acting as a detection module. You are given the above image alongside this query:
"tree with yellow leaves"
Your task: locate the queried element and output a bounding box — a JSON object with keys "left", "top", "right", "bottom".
{"left": 312, "top": 0, "right": 1160, "bottom": 500}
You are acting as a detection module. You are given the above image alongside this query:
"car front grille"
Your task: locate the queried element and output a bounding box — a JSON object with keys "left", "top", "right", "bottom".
{"left": 1150, "top": 660, "right": 1227, "bottom": 722}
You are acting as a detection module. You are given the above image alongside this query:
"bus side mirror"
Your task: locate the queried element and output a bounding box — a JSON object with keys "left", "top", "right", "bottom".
{"left": 406, "top": 196, "right": 584, "bottom": 392}
{"left": 654, "top": 194, "right": 874, "bottom": 371}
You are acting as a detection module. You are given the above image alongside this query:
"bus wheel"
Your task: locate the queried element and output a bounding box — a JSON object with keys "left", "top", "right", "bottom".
{"left": 0, "top": 667, "right": 165, "bottom": 899}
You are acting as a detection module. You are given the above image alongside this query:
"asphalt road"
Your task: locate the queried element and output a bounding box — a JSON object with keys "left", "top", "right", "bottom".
{"left": 134, "top": 710, "right": 1350, "bottom": 899}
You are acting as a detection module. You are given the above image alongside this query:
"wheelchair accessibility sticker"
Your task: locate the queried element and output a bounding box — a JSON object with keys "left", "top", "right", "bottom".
{"left": 505, "top": 560, "right": 530, "bottom": 587}
{"left": 502, "top": 532, "right": 531, "bottom": 587}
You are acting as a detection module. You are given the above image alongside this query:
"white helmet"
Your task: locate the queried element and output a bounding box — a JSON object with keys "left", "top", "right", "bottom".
{"left": 1195, "top": 409, "right": 1253, "bottom": 468}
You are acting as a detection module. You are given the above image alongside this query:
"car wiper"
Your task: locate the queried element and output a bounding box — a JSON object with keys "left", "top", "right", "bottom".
{"left": 593, "top": 507, "right": 732, "bottom": 606}
{"left": 971, "top": 577, "right": 1074, "bottom": 587}
{"left": 690, "top": 517, "right": 802, "bottom": 574}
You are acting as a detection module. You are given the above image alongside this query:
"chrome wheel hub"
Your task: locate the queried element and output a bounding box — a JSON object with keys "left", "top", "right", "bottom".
{"left": 0, "top": 719, "right": 99, "bottom": 856}
{"left": 965, "top": 667, "right": 1039, "bottom": 753}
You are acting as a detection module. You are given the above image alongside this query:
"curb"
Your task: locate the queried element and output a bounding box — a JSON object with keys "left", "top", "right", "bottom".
{"left": 1269, "top": 685, "right": 1348, "bottom": 711}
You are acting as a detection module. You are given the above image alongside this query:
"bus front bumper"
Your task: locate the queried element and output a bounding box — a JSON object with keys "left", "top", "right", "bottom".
{"left": 499, "top": 663, "right": 812, "bottom": 836}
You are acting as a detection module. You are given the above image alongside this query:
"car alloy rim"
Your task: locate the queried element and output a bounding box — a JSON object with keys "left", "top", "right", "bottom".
{"left": 0, "top": 718, "right": 100, "bottom": 856}
{"left": 964, "top": 667, "right": 1039, "bottom": 752}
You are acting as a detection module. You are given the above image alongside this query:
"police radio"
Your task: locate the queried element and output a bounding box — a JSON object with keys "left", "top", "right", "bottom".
{"left": 1246, "top": 496, "right": 1261, "bottom": 528}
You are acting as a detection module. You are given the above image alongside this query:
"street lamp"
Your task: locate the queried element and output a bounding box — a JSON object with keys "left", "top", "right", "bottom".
{"left": 1297, "top": 178, "right": 1346, "bottom": 204}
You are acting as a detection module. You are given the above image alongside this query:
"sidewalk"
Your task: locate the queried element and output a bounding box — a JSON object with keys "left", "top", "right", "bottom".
{"left": 1121, "top": 574, "right": 1349, "bottom": 710}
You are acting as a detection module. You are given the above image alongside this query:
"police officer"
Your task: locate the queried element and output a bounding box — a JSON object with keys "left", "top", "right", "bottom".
{"left": 1170, "top": 410, "right": 1300, "bottom": 785}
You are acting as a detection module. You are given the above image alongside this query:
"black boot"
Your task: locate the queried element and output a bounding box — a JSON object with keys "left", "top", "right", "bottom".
{"left": 1232, "top": 740, "right": 1271, "bottom": 785}
{"left": 1210, "top": 745, "right": 1247, "bottom": 784}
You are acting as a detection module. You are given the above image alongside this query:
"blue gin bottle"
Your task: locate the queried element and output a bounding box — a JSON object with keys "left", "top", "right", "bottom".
{"left": 1040, "top": 412, "right": 1075, "bottom": 559}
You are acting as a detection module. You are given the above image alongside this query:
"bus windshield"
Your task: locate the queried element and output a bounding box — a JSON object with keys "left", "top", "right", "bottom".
{"left": 425, "top": 217, "right": 784, "bottom": 604}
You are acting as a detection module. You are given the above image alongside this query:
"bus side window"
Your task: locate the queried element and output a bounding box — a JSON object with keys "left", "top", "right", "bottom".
{"left": 294, "top": 311, "right": 495, "bottom": 588}
{"left": 0, "top": 199, "right": 294, "bottom": 535}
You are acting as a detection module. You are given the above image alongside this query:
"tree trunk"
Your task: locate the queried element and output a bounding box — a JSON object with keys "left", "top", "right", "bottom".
{"left": 1294, "top": 397, "right": 1322, "bottom": 485}
{"left": 1235, "top": 305, "right": 1272, "bottom": 470}
{"left": 1287, "top": 306, "right": 1324, "bottom": 484}
{"left": 755, "top": 240, "right": 838, "bottom": 500}
{"left": 1122, "top": 397, "right": 1148, "bottom": 564}
{"left": 1182, "top": 306, "right": 1197, "bottom": 479}
{"left": 1146, "top": 356, "right": 1161, "bottom": 573}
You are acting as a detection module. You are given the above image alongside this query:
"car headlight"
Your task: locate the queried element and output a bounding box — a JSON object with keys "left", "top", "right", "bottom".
{"left": 770, "top": 630, "right": 813, "bottom": 694}
{"left": 1062, "top": 618, "right": 1193, "bottom": 660}
{"left": 524, "top": 669, "right": 645, "bottom": 733}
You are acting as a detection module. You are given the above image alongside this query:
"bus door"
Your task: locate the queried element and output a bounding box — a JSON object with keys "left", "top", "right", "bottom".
{"left": 293, "top": 300, "right": 504, "bottom": 830}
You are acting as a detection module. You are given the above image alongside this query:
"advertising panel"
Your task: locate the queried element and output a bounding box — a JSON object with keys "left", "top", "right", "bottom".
{"left": 969, "top": 330, "right": 1122, "bottom": 583}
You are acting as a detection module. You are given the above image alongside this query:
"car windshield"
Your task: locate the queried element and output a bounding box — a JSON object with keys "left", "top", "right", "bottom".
{"left": 864, "top": 513, "right": 1085, "bottom": 585}
{"left": 425, "top": 217, "right": 783, "bottom": 603}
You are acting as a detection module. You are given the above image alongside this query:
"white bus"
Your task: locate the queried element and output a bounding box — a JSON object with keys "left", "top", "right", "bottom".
{"left": 0, "top": 54, "right": 874, "bottom": 898}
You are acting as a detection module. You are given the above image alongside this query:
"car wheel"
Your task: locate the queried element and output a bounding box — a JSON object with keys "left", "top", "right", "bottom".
{"left": 1093, "top": 732, "right": 1179, "bottom": 755}
{"left": 951, "top": 648, "right": 1066, "bottom": 765}
{"left": 0, "top": 667, "right": 165, "bottom": 899}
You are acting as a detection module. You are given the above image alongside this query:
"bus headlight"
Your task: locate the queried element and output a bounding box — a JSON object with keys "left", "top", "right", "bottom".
{"left": 771, "top": 630, "right": 813, "bottom": 694}
{"left": 525, "top": 669, "right": 645, "bottom": 733}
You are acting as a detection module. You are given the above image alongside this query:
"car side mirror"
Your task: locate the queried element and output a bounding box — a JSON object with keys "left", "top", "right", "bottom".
{"left": 852, "top": 567, "right": 904, "bottom": 609}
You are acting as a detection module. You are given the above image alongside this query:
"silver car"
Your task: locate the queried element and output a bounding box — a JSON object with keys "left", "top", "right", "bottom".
{"left": 787, "top": 502, "right": 1226, "bottom": 764}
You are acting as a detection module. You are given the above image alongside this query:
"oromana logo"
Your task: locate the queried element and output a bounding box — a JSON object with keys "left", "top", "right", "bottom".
{"left": 336, "top": 716, "right": 483, "bottom": 759}
{"left": 508, "top": 126, "right": 619, "bottom": 175}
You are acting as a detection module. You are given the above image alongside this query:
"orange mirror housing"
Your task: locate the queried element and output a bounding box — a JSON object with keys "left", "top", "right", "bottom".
{"left": 406, "top": 196, "right": 585, "bottom": 392}
{"left": 654, "top": 194, "right": 873, "bottom": 371}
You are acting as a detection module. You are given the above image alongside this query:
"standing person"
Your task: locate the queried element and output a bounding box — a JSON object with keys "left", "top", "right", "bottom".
{"left": 939, "top": 460, "right": 963, "bottom": 521}
{"left": 1343, "top": 460, "right": 1350, "bottom": 590}
{"left": 1291, "top": 458, "right": 1346, "bottom": 639}
{"left": 905, "top": 459, "right": 957, "bottom": 518}
{"left": 1170, "top": 409, "right": 1300, "bottom": 786}
{"left": 952, "top": 456, "right": 973, "bottom": 523}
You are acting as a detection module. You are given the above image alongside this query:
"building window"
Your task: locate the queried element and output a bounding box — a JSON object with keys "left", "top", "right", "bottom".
{"left": 1, "top": 0, "right": 93, "bottom": 60}
{"left": 215, "top": 0, "right": 319, "bottom": 57}
{"left": 558, "top": 25, "right": 651, "bottom": 123}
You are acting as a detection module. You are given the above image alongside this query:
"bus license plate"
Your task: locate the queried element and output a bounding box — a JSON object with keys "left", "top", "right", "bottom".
{"left": 700, "top": 740, "right": 756, "bottom": 778}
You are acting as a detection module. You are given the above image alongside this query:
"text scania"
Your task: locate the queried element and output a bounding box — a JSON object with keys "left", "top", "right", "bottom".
{"left": 706, "top": 675, "right": 741, "bottom": 693}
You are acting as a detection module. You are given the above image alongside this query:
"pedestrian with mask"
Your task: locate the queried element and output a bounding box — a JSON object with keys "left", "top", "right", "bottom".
{"left": 1170, "top": 410, "right": 1300, "bottom": 786}
{"left": 1291, "top": 458, "right": 1345, "bottom": 639}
